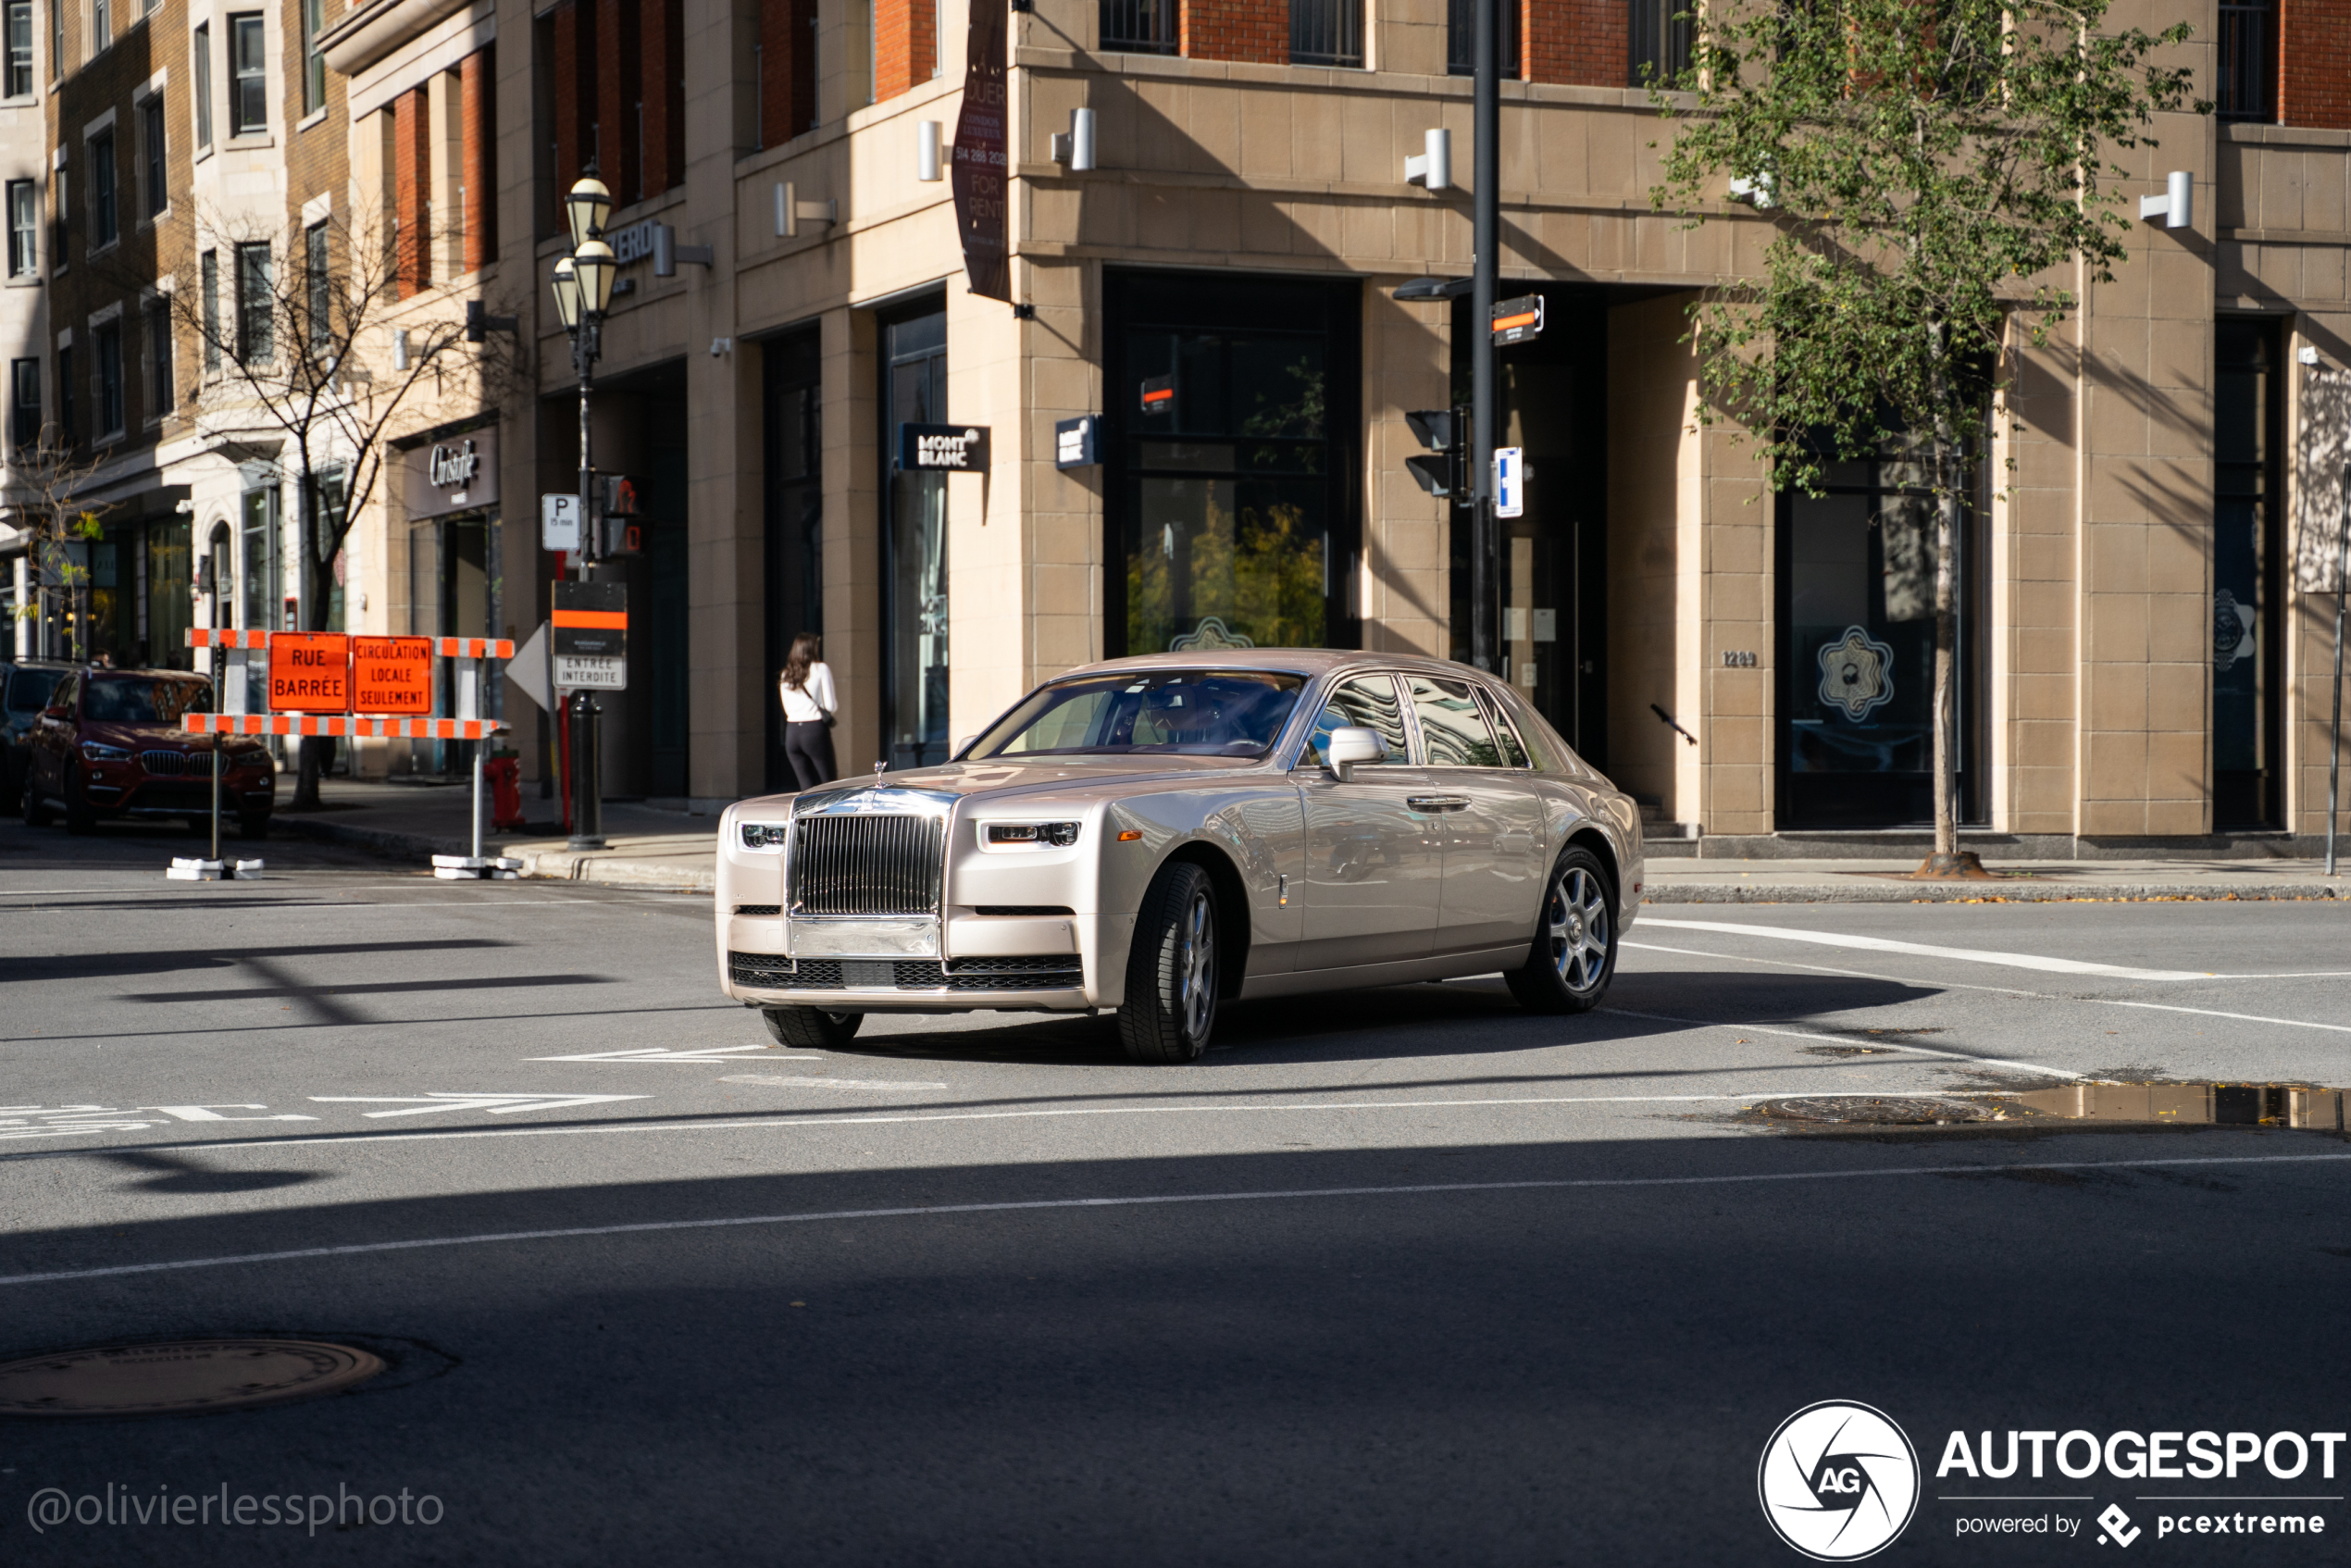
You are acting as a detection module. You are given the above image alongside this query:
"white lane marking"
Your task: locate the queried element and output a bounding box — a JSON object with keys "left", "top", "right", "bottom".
{"left": 720, "top": 1076, "right": 950, "bottom": 1091}
{"left": 532, "top": 1047, "right": 807, "bottom": 1063}
{"left": 7, "top": 1149, "right": 2348, "bottom": 1289}
{"left": 1640, "top": 918, "right": 2216, "bottom": 981}
{"left": 0, "top": 1091, "right": 1897, "bottom": 1162}
{"left": 1604, "top": 1007, "right": 2087, "bottom": 1081}
{"left": 1623, "top": 940, "right": 2351, "bottom": 1038}
{"left": 306, "top": 1092, "right": 650, "bottom": 1119}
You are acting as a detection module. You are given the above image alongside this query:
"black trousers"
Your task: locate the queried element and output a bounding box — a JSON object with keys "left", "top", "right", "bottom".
{"left": 784, "top": 720, "right": 836, "bottom": 791}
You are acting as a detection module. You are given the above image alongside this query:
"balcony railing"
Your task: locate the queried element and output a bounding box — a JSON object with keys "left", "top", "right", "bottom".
{"left": 1291, "top": 0, "right": 1362, "bottom": 68}
{"left": 2216, "top": 1, "right": 2275, "bottom": 121}
{"left": 1101, "top": 0, "right": 1177, "bottom": 54}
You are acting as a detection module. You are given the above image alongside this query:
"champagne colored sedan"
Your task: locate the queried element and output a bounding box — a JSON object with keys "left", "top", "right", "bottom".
{"left": 715, "top": 651, "right": 1643, "bottom": 1063}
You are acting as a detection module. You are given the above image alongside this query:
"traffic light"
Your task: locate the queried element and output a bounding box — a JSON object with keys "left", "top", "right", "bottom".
{"left": 594, "top": 476, "right": 641, "bottom": 555}
{"left": 1405, "top": 407, "right": 1467, "bottom": 501}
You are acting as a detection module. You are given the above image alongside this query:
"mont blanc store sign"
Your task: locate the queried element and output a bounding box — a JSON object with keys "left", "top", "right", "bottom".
{"left": 405, "top": 427, "right": 500, "bottom": 519}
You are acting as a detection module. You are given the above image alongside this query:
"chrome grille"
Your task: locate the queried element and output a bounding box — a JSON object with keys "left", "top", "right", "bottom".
{"left": 790, "top": 812, "right": 945, "bottom": 916}
{"left": 728, "top": 953, "right": 1082, "bottom": 992}
{"left": 140, "top": 750, "right": 219, "bottom": 777}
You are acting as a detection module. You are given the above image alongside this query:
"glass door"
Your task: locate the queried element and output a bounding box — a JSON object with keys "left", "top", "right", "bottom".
{"left": 2213, "top": 317, "right": 2283, "bottom": 828}
{"left": 882, "top": 306, "right": 949, "bottom": 771}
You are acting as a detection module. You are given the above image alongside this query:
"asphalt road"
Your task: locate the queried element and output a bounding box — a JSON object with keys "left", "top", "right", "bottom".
{"left": 5, "top": 814, "right": 2349, "bottom": 1565}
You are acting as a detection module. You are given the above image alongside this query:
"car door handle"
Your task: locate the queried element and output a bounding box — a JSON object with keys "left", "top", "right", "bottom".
{"left": 1406, "top": 795, "right": 1472, "bottom": 812}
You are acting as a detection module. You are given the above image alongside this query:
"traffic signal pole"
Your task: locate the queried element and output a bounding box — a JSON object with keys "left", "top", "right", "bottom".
{"left": 1470, "top": 0, "right": 1500, "bottom": 674}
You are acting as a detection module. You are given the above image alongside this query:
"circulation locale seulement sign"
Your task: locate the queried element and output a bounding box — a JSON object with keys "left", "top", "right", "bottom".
{"left": 351, "top": 637, "right": 434, "bottom": 715}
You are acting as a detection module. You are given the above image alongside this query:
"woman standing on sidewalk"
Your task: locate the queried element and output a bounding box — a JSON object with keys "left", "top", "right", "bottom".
{"left": 778, "top": 633, "right": 838, "bottom": 790}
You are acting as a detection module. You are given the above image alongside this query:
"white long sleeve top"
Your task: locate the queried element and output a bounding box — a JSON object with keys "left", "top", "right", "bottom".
{"left": 779, "top": 662, "right": 836, "bottom": 724}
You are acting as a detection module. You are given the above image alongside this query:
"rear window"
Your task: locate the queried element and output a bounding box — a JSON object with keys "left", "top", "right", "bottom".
{"left": 5, "top": 666, "right": 63, "bottom": 714}
{"left": 81, "top": 676, "right": 214, "bottom": 724}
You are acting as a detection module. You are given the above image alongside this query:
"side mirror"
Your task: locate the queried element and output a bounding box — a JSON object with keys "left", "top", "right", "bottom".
{"left": 1325, "top": 726, "right": 1386, "bottom": 783}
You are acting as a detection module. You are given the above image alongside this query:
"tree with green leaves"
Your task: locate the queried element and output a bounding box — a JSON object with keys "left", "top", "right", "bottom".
{"left": 5, "top": 429, "right": 114, "bottom": 664}
{"left": 1651, "top": 0, "right": 2204, "bottom": 873}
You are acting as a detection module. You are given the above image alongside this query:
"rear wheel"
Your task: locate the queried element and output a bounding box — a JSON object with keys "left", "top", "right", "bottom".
{"left": 62, "top": 765, "right": 98, "bottom": 835}
{"left": 1116, "top": 861, "right": 1220, "bottom": 1064}
{"left": 1504, "top": 846, "right": 1620, "bottom": 1014}
{"left": 760, "top": 1006, "right": 864, "bottom": 1050}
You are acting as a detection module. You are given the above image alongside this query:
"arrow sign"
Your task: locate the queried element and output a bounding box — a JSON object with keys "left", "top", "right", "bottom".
{"left": 307, "top": 1092, "right": 649, "bottom": 1119}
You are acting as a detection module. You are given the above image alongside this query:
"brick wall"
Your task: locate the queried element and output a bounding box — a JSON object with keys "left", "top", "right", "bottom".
{"left": 874, "top": 0, "right": 936, "bottom": 102}
{"left": 1526, "top": 0, "right": 1624, "bottom": 86}
{"left": 551, "top": 0, "right": 595, "bottom": 202}
{"left": 393, "top": 86, "right": 431, "bottom": 295}
{"left": 595, "top": 0, "right": 639, "bottom": 203}
{"left": 760, "top": 0, "right": 820, "bottom": 145}
{"left": 1180, "top": 0, "right": 1287, "bottom": 65}
{"left": 461, "top": 47, "right": 496, "bottom": 274}
{"left": 2282, "top": 0, "right": 2351, "bottom": 130}
{"left": 641, "top": 0, "right": 682, "bottom": 193}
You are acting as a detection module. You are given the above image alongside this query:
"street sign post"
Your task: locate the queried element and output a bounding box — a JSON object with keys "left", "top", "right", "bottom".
{"left": 541, "top": 493, "right": 582, "bottom": 553}
{"left": 1491, "top": 294, "right": 1545, "bottom": 346}
{"left": 553, "top": 655, "right": 627, "bottom": 689}
{"left": 1494, "top": 446, "right": 1524, "bottom": 518}
{"left": 552, "top": 581, "right": 628, "bottom": 689}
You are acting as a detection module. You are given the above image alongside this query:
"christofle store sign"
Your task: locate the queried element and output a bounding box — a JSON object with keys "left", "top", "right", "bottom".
{"left": 404, "top": 427, "right": 500, "bottom": 519}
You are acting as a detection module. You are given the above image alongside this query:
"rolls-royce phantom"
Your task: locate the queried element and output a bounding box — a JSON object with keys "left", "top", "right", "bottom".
{"left": 715, "top": 651, "right": 1643, "bottom": 1063}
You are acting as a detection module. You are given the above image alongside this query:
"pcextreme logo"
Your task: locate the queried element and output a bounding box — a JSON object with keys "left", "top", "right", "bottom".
{"left": 1759, "top": 1400, "right": 1923, "bottom": 1562}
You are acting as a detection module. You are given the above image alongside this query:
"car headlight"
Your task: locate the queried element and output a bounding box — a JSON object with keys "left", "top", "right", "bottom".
{"left": 985, "top": 821, "right": 1080, "bottom": 848}
{"left": 740, "top": 822, "right": 790, "bottom": 851}
{"left": 80, "top": 741, "right": 131, "bottom": 761}
{"left": 231, "top": 748, "right": 272, "bottom": 768}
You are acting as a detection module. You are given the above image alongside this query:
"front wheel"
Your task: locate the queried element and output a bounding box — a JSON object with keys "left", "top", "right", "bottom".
{"left": 761, "top": 1006, "right": 864, "bottom": 1050}
{"left": 1505, "top": 847, "right": 1620, "bottom": 1014}
{"left": 1117, "top": 861, "right": 1220, "bottom": 1064}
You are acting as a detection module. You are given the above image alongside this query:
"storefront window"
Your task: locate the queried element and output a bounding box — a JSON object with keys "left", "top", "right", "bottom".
{"left": 2213, "top": 317, "right": 2283, "bottom": 828}
{"left": 882, "top": 306, "right": 949, "bottom": 770}
{"left": 1107, "top": 271, "right": 1360, "bottom": 658}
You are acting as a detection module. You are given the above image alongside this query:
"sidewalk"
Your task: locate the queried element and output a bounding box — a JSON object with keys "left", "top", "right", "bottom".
{"left": 278, "top": 778, "right": 2350, "bottom": 902}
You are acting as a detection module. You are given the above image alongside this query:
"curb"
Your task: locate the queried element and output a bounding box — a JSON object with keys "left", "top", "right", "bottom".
{"left": 1642, "top": 881, "right": 2345, "bottom": 904}
{"left": 278, "top": 816, "right": 715, "bottom": 893}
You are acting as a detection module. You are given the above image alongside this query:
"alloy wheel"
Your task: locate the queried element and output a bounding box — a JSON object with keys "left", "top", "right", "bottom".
{"left": 1544, "top": 866, "right": 1611, "bottom": 993}
{"left": 1176, "top": 890, "right": 1216, "bottom": 1040}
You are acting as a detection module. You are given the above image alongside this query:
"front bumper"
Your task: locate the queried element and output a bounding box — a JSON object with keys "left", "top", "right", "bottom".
{"left": 727, "top": 951, "right": 1094, "bottom": 1013}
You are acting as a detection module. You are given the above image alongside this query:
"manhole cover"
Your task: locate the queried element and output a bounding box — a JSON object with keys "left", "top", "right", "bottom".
{"left": 1753, "top": 1096, "right": 2001, "bottom": 1126}
{"left": 0, "top": 1339, "right": 386, "bottom": 1417}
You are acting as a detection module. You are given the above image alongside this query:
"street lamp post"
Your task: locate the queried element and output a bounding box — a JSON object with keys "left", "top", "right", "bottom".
{"left": 554, "top": 171, "right": 614, "bottom": 852}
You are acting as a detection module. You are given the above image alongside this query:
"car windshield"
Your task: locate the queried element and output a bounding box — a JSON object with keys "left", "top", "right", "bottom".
{"left": 81, "top": 676, "right": 213, "bottom": 724}
{"left": 969, "top": 671, "right": 1306, "bottom": 759}
{"left": 5, "top": 666, "right": 63, "bottom": 715}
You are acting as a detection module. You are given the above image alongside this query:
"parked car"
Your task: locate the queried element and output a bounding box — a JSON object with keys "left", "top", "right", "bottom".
{"left": 715, "top": 651, "right": 1644, "bottom": 1063}
{"left": 19, "top": 667, "right": 275, "bottom": 838}
{"left": 0, "top": 657, "right": 75, "bottom": 812}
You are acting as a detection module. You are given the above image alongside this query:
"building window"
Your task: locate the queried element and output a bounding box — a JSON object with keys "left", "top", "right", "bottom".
{"left": 6, "top": 178, "right": 33, "bottom": 276}
{"left": 91, "top": 0, "right": 108, "bottom": 53}
{"left": 1628, "top": 0, "right": 1692, "bottom": 85}
{"left": 300, "top": 0, "right": 322, "bottom": 112}
{"left": 49, "top": 0, "right": 59, "bottom": 79}
{"left": 229, "top": 13, "right": 264, "bottom": 134}
{"left": 144, "top": 295, "right": 170, "bottom": 415}
{"left": 11, "top": 356, "right": 38, "bottom": 448}
{"left": 2214, "top": 317, "right": 2284, "bottom": 827}
{"left": 880, "top": 305, "right": 950, "bottom": 771}
{"left": 48, "top": 167, "right": 65, "bottom": 270}
{"left": 94, "top": 320, "right": 121, "bottom": 436}
{"left": 56, "top": 343, "right": 71, "bottom": 442}
{"left": 193, "top": 22, "right": 211, "bottom": 146}
{"left": 1289, "top": 0, "right": 1362, "bottom": 67}
{"left": 1099, "top": 0, "right": 1175, "bottom": 53}
{"left": 5, "top": 0, "right": 31, "bottom": 95}
{"left": 234, "top": 240, "right": 270, "bottom": 363}
{"left": 1446, "top": 0, "right": 1520, "bottom": 78}
{"left": 89, "top": 129, "right": 115, "bottom": 247}
{"left": 200, "top": 248, "right": 219, "bottom": 369}
{"left": 305, "top": 221, "right": 328, "bottom": 350}
{"left": 141, "top": 94, "right": 163, "bottom": 215}
{"left": 2217, "top": 0, "right": 2276, "bottom": 121}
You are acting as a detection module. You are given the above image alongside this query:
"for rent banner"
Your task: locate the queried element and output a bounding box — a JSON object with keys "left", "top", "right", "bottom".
{"left": 951, "top": 0, "right": 1010, "bottom": 302}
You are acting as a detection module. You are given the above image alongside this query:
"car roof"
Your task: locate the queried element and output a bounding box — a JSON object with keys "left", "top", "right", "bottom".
{"left": 1050, "top": 649, "right": 1494, "bottom": 684}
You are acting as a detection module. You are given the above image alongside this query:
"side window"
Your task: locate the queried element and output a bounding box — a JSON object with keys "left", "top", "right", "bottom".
{"left": 1301, "top": 674, "right": 1408, "bottom": 768}
{"left": 1475, "top": 687, "right": 1532, "bottom": 768}
{"left": 50, "top": 672, "right": 78, "bottom": 712}
{"left": 1406, "top": 675, "right": 1502, "bottom": 766}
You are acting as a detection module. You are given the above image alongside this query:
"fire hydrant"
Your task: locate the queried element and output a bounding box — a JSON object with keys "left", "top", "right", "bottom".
{"left": 486, "top": 753, "right": 527, "bottom": 832}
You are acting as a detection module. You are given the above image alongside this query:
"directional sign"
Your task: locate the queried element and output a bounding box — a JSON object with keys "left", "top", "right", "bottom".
{"left": 305, "top": 1092, "right": 650, "bottom": 1119}
{"left": 267, "top": 632, "right": 351, "bottom": 712}
{"left": 351, "top": 636, "right": 434, "bottom": 715}
{"left": 1490, "top": 294, "right": 1545, "bottom": 346}
{"left": 541, "top": 493, "right": 582, "bottom": 553}
{"left": 552, "top": 581, "right": 627, "bottom": 658}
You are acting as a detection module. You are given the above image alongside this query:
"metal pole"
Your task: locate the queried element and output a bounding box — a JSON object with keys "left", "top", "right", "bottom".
{"left": 471, "top": 737, "right": 486, "bottom": 863}
{"left": 1470, "top": 0, "right": 1499, "bottom": 673}
{"left": 209, "top": 732, "right": 222, "bottom": 864}
{"left": 2328, "top": 469, "right": 2348, "bottom": 877}
{"left": 566, "top": 318, "right": 605, "bottom": 852}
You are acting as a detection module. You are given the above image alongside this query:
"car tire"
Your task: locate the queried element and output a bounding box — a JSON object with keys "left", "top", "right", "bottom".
{"left": 1505, "top": 845, "right": 1620, "bottom": 1014}
{"left": 1116, "top": 860, "right": 1220, "bottom": 1064}
{"left": 62, "top": 765, "right": 98, "bottom": 835}
{"left": 21, "top": 777, "right": 52, "bottom": 827}
{"left": 240, "top": 811, "right": 270, "bottom": 841}
{"left": 760, "top": 1006, "right": 863, "bottom": 1050}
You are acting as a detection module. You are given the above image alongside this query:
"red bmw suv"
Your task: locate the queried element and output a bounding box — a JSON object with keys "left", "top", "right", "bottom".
{"left": 20, "top": 668, "right": 275, "bottom": 838}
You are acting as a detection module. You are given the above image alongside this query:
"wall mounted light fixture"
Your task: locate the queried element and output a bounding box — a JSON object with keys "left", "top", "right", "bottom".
{"left": 1405, "top": 128, "right": 1450, "bottom": 190}
{"left": 2140, "top": 170, "right": 2193, "bottom": 230}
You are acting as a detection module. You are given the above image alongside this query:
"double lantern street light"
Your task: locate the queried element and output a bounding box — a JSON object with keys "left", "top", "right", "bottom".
{"left": 553, "top": 171, "right": 615, "bottom": 851}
